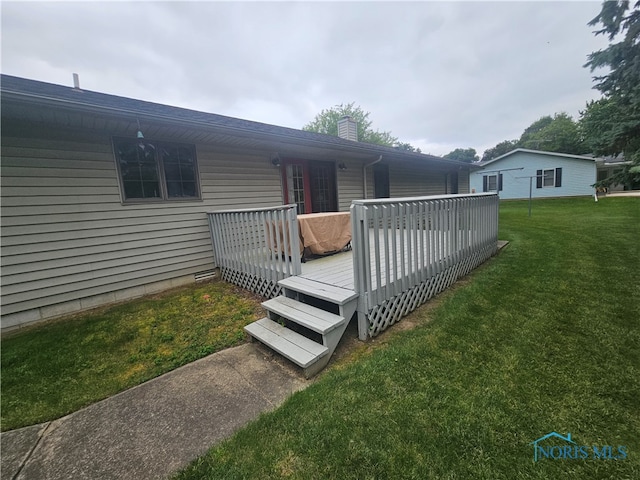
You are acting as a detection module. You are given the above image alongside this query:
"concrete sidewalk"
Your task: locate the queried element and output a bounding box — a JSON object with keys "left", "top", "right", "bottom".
{"left": 1, "top": 344, "right": 310, "bottom": 480}
{"left": 604, "top": 191, "right": 640, "bottom": 197}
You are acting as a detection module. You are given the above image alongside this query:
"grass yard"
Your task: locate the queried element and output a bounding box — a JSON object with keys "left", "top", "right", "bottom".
{"left": 174, "top": 197, "right": 639, "bottom": 479}
{"left": 1, "top": 281, "right": 263, "bottom": 431}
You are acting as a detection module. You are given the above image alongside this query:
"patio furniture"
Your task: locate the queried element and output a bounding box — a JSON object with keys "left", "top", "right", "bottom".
{"left": 297, "top": 212, "right": 351, "bottom": 257}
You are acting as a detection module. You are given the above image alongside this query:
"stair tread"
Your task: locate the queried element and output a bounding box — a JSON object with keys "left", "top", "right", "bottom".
{"left": 262, "top": 296, "right": 345, "bottom": 334}
{"left": 245, "top": 318, "right": 328, "bottom": 368}
{"left": 278, "top": 277, "right": 358, "bottom": 305}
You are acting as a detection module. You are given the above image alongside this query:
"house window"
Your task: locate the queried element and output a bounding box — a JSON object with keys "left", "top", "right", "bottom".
{"left": 113, "top": 137, "right": 200, "bottom": 202}
{"left": 482, "top": 174, "right": 503, "bottom": 192}
{"left": 543, "top": 169, "right": 555, "bottom": 187}
{"left": 536, "top": 168, "right": 562, "bottom": 188}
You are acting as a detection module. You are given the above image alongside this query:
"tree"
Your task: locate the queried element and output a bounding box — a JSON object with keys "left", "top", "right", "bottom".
{"left": 518, "top": 113, "right": 588, "bottom": 154}
{"left": 394, "top": 141, "right": 422, "bottom": 153}
{"left": 584, "top": 0, "right": 640, "bottom": 189}
{"left": 303, "top": 102, "right": 398, "bottom": 146}
{"left": 580, "top": 97, "right": 627, "bottom": 154}
{"left": 519, "top": 115, "right": 554, "bottom": 147}
{"left": 443, "top": 148, "right": 479, "bottom": 163}
{"left": 481, "top": 140, "right": 518, "bottom": 162}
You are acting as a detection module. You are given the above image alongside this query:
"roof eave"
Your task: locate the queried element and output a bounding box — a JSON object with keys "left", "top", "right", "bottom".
{"left": 2, "top": 88, "right": 467, "bottom": 168}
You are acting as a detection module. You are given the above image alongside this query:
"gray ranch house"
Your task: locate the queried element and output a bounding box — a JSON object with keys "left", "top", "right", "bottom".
{"left": 1, "top": 75, "right": 498, "bottom": 375}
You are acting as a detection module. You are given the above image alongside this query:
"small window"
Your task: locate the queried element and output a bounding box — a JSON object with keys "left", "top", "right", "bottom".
{"left": 543, "top": 169, "right": 555, "bottom": 187}
{"left": 536, "top": 168, "right": 562, "bottom": 188}
{"left": 482, "top": 173, "right": 502, "bottom": 192}
{"left": 113, "top": 138, "right": 200, "bottom": 202}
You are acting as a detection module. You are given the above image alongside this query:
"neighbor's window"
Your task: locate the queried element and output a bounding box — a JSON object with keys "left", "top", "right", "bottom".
{"left": 482, "top": 173, "right": 502, "bottom": 192}
{"left": 536, "top": 168, "right": 562, "bottom": 188}
{"left": 543, "top": 169, "right": 555, "bottom": 187}
{"left": 113, "top": 138, "right": 200, "bottom": 202}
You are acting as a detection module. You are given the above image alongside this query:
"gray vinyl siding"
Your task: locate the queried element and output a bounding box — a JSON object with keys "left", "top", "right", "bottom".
{"left": 0, "top": 124, "right": 283, "bottom": 326}
{"left": 389, "top": 163, "right": 447, "bottom": 197}
{"left": 458, "top": 169, "right": 470, "bottom": 193}
{"left": 350, "top": 161, "right": 454, "bottom": 202}
{"left": 337, "top": 161, "right": 364, "bottom": 211}
{"left": 365, "top": 167, "right": 375, "bottom": 199}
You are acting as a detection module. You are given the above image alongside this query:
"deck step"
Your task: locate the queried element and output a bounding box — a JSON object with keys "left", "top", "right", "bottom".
{"left": 245, "top": 318, "right": 328, "bottom": 368}
{"left": 278, "top": 276, "right": 358, "bottom": 305}
{"left": 262, "top": 296, "right": 345, "bottom": 334}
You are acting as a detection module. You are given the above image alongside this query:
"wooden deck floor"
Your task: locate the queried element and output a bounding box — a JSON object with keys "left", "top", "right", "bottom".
{"left": 300, "top": 250, "right": 355, "bottom": 291}
{"left": 299, "top": 229, "right": 458, "bottom": 293}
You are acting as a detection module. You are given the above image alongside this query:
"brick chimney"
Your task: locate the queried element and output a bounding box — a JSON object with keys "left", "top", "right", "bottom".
{"left": 337, "top": 115, "right": 358, "bottom": 141}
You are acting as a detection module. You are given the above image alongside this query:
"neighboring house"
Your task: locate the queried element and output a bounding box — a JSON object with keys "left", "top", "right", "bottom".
{"left": 594, "top": 154, "right": 633, "bottom": 192}
{"left": 470, "top": 149, "right": 597, "bottom": 200}
{"left": 0, "top": 74, "right": 472, "bottom": 330}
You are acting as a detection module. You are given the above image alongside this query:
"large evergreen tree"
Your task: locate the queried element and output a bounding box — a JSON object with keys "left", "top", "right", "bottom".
{"left": 584, "top": 0, "right": 640, "bottom": 189}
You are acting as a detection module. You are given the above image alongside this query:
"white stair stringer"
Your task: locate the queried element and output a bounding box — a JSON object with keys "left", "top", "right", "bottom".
{"left": 244, "top": 276, "right": 358, "bottom": 378}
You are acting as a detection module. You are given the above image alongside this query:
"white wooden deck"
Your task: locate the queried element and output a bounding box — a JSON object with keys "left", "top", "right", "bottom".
{"left": 210, "top": 194, "right": 499, "bottom": 341}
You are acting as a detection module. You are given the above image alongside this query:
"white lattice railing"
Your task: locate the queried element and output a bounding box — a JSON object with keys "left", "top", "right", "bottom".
{"left": 350, "top": 193, "right": 499, "bottom": 339}
{"left": 207, "top": 205, "right": 302, "bottom": 298}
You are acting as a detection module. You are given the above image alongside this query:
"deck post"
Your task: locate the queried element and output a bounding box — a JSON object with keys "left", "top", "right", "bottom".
{"left": 351, "top": 202, "right": 370, "bottom": 340}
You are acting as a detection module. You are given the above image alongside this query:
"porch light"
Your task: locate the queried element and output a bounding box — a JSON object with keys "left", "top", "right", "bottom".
{"left": 338, "top": 162, "right": 347, "bottom": 171}
{"left": 271, "top": 154, "right": 281, "bottom": 167}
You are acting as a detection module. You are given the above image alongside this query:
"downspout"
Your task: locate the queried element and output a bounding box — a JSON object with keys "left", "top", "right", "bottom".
{"left": 363, "top": 155, "right": 383, "bottom": 199}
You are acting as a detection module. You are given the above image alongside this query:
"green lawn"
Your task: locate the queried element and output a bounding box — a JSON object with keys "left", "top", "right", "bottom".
{"left": 174, "top": 197, "right": 639, "bottom": 479}
{"left": 1, "top": 282, "right": 263, "bottom": 431}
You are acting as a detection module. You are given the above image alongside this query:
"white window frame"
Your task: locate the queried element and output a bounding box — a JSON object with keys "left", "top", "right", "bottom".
{"left": 542, "top": 169, "right": 556, "bottom": 188}
{"left": 487, "top": 174, "right": 498, "bottom": 191}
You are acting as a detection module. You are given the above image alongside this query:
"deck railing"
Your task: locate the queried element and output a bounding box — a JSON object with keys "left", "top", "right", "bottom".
{"left": 207, "top": 204, "right": 301, "bottom": 298}
{"left": 350, "top": 193, "right": 499, "bottom": 338}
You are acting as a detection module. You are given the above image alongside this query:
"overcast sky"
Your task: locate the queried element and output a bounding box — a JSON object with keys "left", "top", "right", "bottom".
{"left": 1, "top": 1, "right": 610, "bottom": 156}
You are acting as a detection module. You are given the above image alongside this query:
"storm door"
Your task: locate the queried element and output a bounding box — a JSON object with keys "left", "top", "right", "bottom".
{"left": 283, "top": 160, "right": 337, "bottom": 213}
